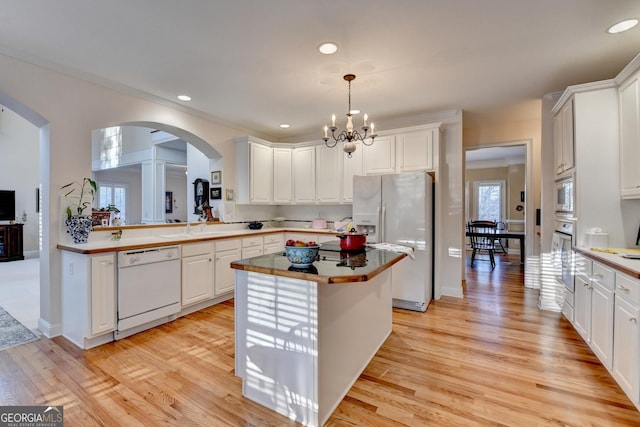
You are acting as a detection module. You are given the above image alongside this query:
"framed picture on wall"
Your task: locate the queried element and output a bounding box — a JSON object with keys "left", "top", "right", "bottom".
{"left": 211, "top": 170, "right": 221, "bottom": 185}
{"left": 210, "top": 187, "right": 222, "bottom": 200}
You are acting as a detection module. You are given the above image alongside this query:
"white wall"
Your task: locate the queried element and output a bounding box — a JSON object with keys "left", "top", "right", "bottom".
{"left": 0, "top": 105, "right": 40, "bottom": 255}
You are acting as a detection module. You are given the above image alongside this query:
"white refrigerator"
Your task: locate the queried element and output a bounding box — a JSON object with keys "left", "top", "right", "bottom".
{"left": 352, "top": 172, "right": 434, "bottom": 311}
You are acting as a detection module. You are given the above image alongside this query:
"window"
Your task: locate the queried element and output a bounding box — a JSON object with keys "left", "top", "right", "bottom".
{"left": 97, "top": 183, "right": 127, "bottom": 223}
{"left": 473, "top": 180, "right": 505, "bottom": 222}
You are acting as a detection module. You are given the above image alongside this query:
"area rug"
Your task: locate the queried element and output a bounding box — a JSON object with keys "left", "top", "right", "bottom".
{"left": 0, "top": 306, "right": 38, "bottom": 351}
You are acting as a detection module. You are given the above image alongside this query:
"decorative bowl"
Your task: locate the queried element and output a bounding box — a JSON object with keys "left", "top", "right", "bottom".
{"left": 248, "top": 221, "right": 263, "bottom": 230}
{"left": 284, "top": 245, "right": 319, "bottom": 267}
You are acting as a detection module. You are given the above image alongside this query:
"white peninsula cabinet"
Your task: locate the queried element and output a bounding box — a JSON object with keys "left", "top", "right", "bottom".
{"left": 181, "top": 242, "right": 215, "bottom": 307}
{"left": 61, "top": 252, "right": 116, "bottom": 349}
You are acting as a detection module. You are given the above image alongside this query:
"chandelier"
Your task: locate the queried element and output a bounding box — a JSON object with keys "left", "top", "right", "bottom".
{"left": 322, "top": 74, "right": 377, "bottom": 158}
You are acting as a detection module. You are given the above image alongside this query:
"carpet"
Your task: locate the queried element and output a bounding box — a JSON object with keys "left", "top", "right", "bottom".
{"left": 0, "top": 306, "right": 38, "bottom": 351}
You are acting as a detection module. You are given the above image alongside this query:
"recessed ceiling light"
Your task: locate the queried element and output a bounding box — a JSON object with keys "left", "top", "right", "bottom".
{"left": 279, "top": 123, "right": 290, "bottom": 129}
{"left": 177, "top": 95, "right": 192, "bottom": 101}
{"left": 318, "top": 42, "right": 338, "bottom": 55}
{"left": 607, "top": 18, "right": 638, "bottom": 34}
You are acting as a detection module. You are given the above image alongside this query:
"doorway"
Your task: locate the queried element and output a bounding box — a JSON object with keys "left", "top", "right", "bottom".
{"left": 465, "top": 141, "right": 534, "bottom": 276}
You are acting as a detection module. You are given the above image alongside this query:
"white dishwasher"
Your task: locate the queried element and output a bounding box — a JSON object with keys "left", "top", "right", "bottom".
{"left": 116, "top": 245, "right": 181, "bottom": 339}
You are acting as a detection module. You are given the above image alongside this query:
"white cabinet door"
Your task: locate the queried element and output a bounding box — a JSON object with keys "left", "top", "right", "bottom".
{"left": 263, "top": 233, "right": 284, "bottom": 254}
{"left": 273, "top": 147, "right": 293, "bottom": 204}
{"left": 396, "top": 129, "right": 434, "bottom": 172}
{"left": 613, "top": 295, "right": 640, "bottom": 400}
{"left": 91, "top": 254, "right": 116, "bottom": 336}
{"left": 215, "top": 248, "right": 241, "bottom": 296}
{"left": 294, "top": 146, "right": 316, "bottom": 203}
{"left": 250, "top": 142, "right": 273, "bottom": 203}
{"left": 342, "top": 141, "right": 363, "bottom": 202}
{"left": 590, "top": 281, "right": 614, "bottom": 369}
{"left": 181, "top": 252, "right": 214, "bottom": 307}
{"left": 554, "top": 99, "right": 575, "bottom": 175}
{"left": 573, "top": 273, "right": 591, "bottom": 341}
{"left": 619, "top": 75, "right": 640, "bottom": 198}
{"left": 315, "top": 145, "right": 341, "bottom": 203}
{"left": 363, "top": 135, "right": 395, "bottom": 175}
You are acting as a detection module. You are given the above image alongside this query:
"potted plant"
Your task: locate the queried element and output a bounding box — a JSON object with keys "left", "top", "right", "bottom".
{"left": 61, "top": 177, "right": 96, "bottom": 243}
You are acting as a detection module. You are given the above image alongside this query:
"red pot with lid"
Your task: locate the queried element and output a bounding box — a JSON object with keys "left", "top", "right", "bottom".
{"left": 337, "top": 228, "right": 367, "bottom": 251}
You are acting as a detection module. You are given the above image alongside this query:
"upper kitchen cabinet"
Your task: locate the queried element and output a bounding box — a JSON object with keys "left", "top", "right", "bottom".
{"left": 273, "top": 147, "right": 293, "bottom": 204}
{"left": 395, "top": 124, "right": 443, "bottom": 172}
{"left": 294, "top": 146, "right": 316, "bottom": 203}
{"left": 315, "top": 144, "right": 342, "bottom": 203}
{"left": 553, "top": 98, "right": 575, "bottom": 175}
{"left": 342, "top": 141, "right": 363, "bottom": 203}
{"left": 362, "top": 135, "right": 395, "bottom": 174}
{"left": 618, "top": 67, "right": 640, "bottom": 199}
{"left": 236, "top": 137, "right": 273, "bottom": 204}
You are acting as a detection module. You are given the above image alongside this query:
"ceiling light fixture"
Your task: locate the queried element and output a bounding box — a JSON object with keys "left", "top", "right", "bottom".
{"left": 607, "top": 18, "right": 639, "bottom": 34}
{"left": 318, "top": 42, "right": 338, "bottom": 55}
{"left": 322, "top": 74, "right": 377, "bottom": 158}
{"left": 177, "top": 95, "right": 192, "bottom": 101}
{"left": 279, "top": 123, "right": 290, "bottom": 129}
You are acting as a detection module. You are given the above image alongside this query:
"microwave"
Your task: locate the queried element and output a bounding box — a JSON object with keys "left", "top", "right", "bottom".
{"left": 555, "top": 174, "right": 574, "bottom": 215}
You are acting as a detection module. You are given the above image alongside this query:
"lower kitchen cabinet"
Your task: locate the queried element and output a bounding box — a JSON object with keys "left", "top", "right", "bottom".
{"left": 181, "top": 242, "right": 215, "bottom": 307}
{"left": 214, "top": 239, "right": 241, "bottom": 296}
{"left": 263, "top": 233, "right": 284, "bottom": 254}
{"left": 572, "top": 259, "right": 615, "bottom": 371}
{"left": 62, "top": 251, "right": 116, "bottom": 349}
{"left": 590, "top": 280, "right": 614, "bottom": 369}
{"left": 573, "top": 272, "right": 591, "bottom": 341}
{"left": 613, "top": 273, "right": 640, "bottom": 402}
{"left": 242, "top": 235, "right": 264, "bottom": 259}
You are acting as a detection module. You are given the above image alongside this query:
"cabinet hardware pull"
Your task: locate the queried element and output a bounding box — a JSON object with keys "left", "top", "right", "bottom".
{"left": 594, "top": 273, "right": 603, "bottom": 278}
{"left": 630, "top": 317, "right": 637, "bottom": 323}
{"left": 618, "top": 285, "right": 630, "bottom": 291}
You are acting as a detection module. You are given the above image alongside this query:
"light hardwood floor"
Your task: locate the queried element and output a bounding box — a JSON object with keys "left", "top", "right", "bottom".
{"left": 1, "top": 254, "right": 640, "bottom": 426}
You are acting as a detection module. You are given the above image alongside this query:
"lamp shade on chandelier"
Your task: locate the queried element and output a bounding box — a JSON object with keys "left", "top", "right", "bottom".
{"left": 322, "top": 74, "right": 377, "bottom": 158}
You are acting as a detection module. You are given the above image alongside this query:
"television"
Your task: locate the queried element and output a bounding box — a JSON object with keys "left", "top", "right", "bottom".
{"left": 0, "top": 190, "right": 16, "bottom": 221}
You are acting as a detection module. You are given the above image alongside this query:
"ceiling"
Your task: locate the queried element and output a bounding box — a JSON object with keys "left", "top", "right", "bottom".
{"left": 1, "top": 1, "right": 639, "bottom": 142}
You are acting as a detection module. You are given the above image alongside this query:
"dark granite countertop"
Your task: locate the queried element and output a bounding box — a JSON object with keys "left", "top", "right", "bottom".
{"left": 230, "top": 246, "right": 408, "bottom": 284}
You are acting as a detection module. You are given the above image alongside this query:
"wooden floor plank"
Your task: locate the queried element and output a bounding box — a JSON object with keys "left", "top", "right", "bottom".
{"left": 0, "top": 253, "right": 639, "bottom": 425}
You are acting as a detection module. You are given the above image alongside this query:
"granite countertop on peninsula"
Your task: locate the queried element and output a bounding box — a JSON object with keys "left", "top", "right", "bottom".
{"left": 574, "top": 246, "right": 640, "bottom": 279}
{"left": 230, "top": 248, "right": 408, "bottom": 284}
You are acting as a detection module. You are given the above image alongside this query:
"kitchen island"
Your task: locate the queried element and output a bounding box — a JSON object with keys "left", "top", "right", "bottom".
{"left": 231, "top": 247, "right": 408, "bottom": 427}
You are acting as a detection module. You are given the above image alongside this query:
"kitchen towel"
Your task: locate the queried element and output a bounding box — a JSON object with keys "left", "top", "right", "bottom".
{"left": 367, "top": 243, "right": 415, "bottom": 259}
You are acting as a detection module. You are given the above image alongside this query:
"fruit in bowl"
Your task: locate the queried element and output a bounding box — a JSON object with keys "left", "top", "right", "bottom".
{"left": 284, "top": 240, "right": 319, "bottom": 267}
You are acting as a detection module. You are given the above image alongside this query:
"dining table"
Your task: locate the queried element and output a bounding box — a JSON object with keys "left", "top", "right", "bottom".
{"left": 465, "top": 229, "right": 526, "bottom": 263}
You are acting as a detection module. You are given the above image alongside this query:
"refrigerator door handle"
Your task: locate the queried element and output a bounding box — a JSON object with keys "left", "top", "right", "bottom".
{"left": 381, "top": 204, "right": 386, "bottom": 242}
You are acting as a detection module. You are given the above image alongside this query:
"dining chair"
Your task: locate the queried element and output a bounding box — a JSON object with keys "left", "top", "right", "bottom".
{"left": 494, "top": 221, "right": 507, "bottom": 254}
{"left": 467, "top": 220, "right": 498, "bottom": 269}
